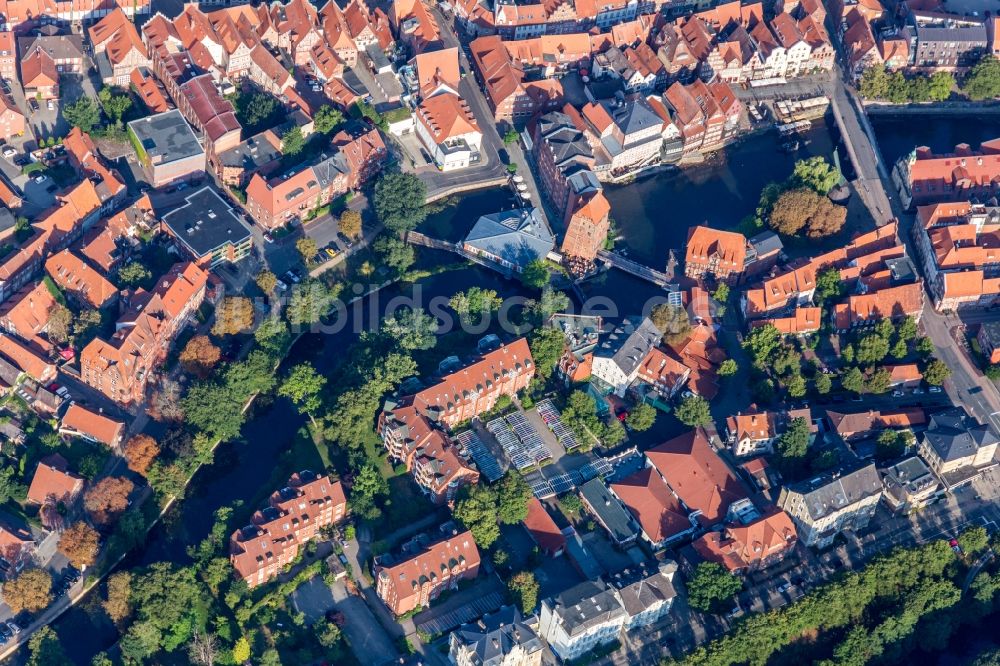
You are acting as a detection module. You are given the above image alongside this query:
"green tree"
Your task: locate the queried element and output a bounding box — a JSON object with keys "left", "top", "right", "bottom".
{"left": 98, "top": 87, "right": 132, "bottom": 125}
{"left": 866, "top": 367, "right": 892, "bottom": 394}
{"left": 314, "top": 105, "right": 345, "bottom": 134}
{"left": 898, "top": 316, "right": 919, "bottom": 342}
{"left": 814, "top": 372, "right": 832, "bottom": 394}
{"left": 786, "top": 373, "right": 807, "bottom": 398}
{"left": 282, "top": 126, "right": 305, "bottom": 156}
{"left": 718, "top": 359, "right": 738, "bottom": 377}
{"left": 373, "top": 235, "right": 416, "bottom": 276}
{"left": 454, "top": 484, "right": 500, "bottom": 549}
{"left": 0, "top": 465, "right": 26, "bottom": 504}
{"left": 524, "top": 287, "right": 571, "bottom": 324}
{"left": 182, "top": 381, "right": 246, "bottom": 441}
{"left": 856, "top": 334, "right": 889, "bottom": 364}
{"left": 915, "top": 336, "right": 935, "bottom": 356}
{"left": 859, "top": 66, "right": 890, "bottom": 99}
{"left": 232, "top": 637, "right": 251, "bottom": 663}
{"left": 234, "top": 89, "right": 280, "bottom": 132}
{"left": 279, "top": 362, "right": 326, "bottom": 426}
{"left": 744, "top": 324, "right": 781, "bottom": 368}
{"left": 626, "top": 402, "right": 657, "bottom": 431}
{"left": 963, "top": 54, "right": 1000, "bottom": 101}
{"left": 928, "top": 71, "right": 954, "bottom": 101}
{"left": 503, "top": 129, "right": 519, "bottom": 145}
{"left": 923, "top": 359, "right": 951, "bottom": 385}
{"left": 792, "top": 156, "right": 840, "bottom": 195}
{"left": 815, "top": 267, "right": 845, "bottom": 302}
{"left": 520, "top": 259, "right": 549, "bottom": 289}
{"left": 508, "top": 571, "right": 539, "bottom": 614}
{"left": 118, "top": 261, "right": 153, "bottom": 287}
{"left": 687, "top": 562, "right": 742, "bottom": 613}
{"left": 958, "top": 526, "right": 990, "bottom": 555}
{"left": 497, "top": 473, "right": 532, "bottom": 524}
{"left": 675, "top": 394, "right": 711, "bottom": 427}
{"left": 713, "top": 283, "right": 730, "bottom": 303}
{"left": 63, "top": 98, "right": 100, "bottom": 133}
{"left": 891, "top": 338, "right": 909, "bottom": 360}
{"left": 776, "top": 417, "right": 810, "bottom": 476}
{"left": 528, "top": 327, "right": 566, "bottom": 380}
{"left": 449, "top": 287, "right": 503, "bottom": 321}
{"left": 27, "top": 627, "right": 67, "bottom": 666}
{"left": 876, "top": 429, "right": 904, "bottom": 460}
{"left": 381, "top": 308, "right": 438, "bottom": 351}
{"left": 255, "top": 315, "right": 290, "bottom": 354}
{"left": 373, "top": 172, "right": 427, "bottom": 234}
{"left": 349, "top": 463, "right": 389, "bottom": 519}
{"left": 287, "top": 281, "right": 337, "bottom": 328}
{"left": 842, "top": 367, "right": 865, "bottom": 393}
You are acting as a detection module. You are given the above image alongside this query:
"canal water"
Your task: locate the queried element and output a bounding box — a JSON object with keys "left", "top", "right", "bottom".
{"left": 41, "top": 113, "right": 1000, "bottom": 664}
{"left": 870, "top": 115, "right": 1000, "bottom": 167}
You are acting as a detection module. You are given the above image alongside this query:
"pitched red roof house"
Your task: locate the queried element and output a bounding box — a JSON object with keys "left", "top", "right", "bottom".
{"left": 59, "top": 404, "right": 124, "bottom": 448}
{"left": 645, "top": 428, "right": 749, "bottom": 526}
{"left": 691, "top": 507, "right": 797, "bottom": 572}
{"left": 44, "top": 249, "right": 118, "bottom": 310}
{"left": 230, "top": 471, "right": 347, "bottom": 587}
{"left": 684, "top": 226, "right": 748, "bottom": 284}
{"left": 26, "top": 454, "right": 84, "bottom": 505}
{"left": 610, "top": 466, "right": 693, "bottom": 546}
{"left": 0, "top": 332, "right": 55, "bottom": 383}
{"left": 374, "top": 528, "right": 480, "bottom": 615}
{"left": 522, "top": 497, "right": 566, "bottom": 556}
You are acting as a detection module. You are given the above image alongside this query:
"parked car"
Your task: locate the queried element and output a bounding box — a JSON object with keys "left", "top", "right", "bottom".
{"left": 46, "top": 100, "right": 54, "bottom": 111}
{"left": 0, "top": 623, "right": 12, "bottom": 640}
{"left": 929, "top": 386, "right": 943, "bottom": 393}
{"left": 28, "top": 99, "right": 38, "bottom": 112}
{"left": 284, "top": 270, "right": 301, "bottom": 284}
{"left": 337, "top": 232, "right": 354, "bottom": 248}
{"left": 32, "top": 174, "right": 47, "bottom": 184}
{"left": 324, "top": 245, "right": 339, "bottom": 259}
{"left": 1, "top": 146, "right": 16, "bottom": 159}
{"left": 7, "top": 621, "right": 21, "bottom": 635}
{"left": 275, "top": 279, "right": 288, "bottom": 292}
{"left": 263, "top": 232, "right": 275, "bottom": 244}
{"left": 949, "top": 538, "right": 962, "bottom": 555}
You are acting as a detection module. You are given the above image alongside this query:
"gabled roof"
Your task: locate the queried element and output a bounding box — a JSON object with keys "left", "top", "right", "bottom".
{"left": 416, "top": 92, "right": 481, "bottom": 144}
{"left": 0, "top": 333, "right": 54, "bottom": 382}
{"left": 522, "top": 496, "right": 565, "bottom": 553}
{"left": 611, "top": 467, "right": 690, "bottom": 543}
{"left": 27, "top": 454, "right": 84, "bottom": 505}
{"left": 645, "top": 428, "right": 749, "bottom": 525}
{"left": 413, "top": 46, "right": 460, "bottom": 97}
{"left": 60, "top": 404, "right": 124, "bottom": 446}
{"left": 923, "top": 409, "right": 999, "bottom": 463}
{"left": 44, "top": 249, "right": 118, "bottom": 310}
{"left": 691, "top": 507, "right": 796, "bottom": 571}
{"left": 685, "top": 225, "right": 747, "bottom": 272}
{"left": 464, "top": 208, "right": 554, "bottom": 268}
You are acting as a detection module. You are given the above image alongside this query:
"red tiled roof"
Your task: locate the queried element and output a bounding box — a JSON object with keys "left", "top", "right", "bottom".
{"left": 27, "top": 454, "right": 83, "bottom": 505}
{"left": 522, "top": 497, "right": 565, "bottom": 554}
{"left": 611, "top": 466, "right": 690, "bottom": 543}
{"left": 645, "top": 428, "right": 748, "bottom": 525}
{"left": 0, "top": 333, "right": 54, "bottom": 382}
{"left": 416, "top": 93, "right": 480, "bottom": 144}
{"left": 685, "top": 226, "right": 747, "bottom": 273}
{"left": 60, "top": 404, "right": 123, "bottom": 446}
{"left": 691, "top": 507, "right": 796, "bottom": 571}
{"left": 374, "top": 529, "right": 480, "bottom": 613}
{"left": 45, "top": 249, "right": 118, "bottom": 310}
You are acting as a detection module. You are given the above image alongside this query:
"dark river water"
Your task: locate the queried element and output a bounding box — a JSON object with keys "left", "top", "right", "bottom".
{"left": 39, "top": 113, "right": 1000, "bottom": 664}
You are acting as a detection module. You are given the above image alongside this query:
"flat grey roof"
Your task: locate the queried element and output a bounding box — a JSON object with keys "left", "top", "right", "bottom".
{"left": 161, "top": 186, "right": 252, "bottom": 257}
{"left": 128, "top": 109, "right": 205, "bottom": 165}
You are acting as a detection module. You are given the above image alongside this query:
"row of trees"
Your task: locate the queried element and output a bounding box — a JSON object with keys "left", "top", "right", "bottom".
{"left": 859, "top": 56, "right": 1000, "bottom": 103}
{"left": 683, "top": 528, "right": 997, "bottom": 666}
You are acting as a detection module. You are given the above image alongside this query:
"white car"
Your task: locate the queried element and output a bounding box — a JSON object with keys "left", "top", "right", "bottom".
{"left": 46, "top": 100, "right": 54, "bottom": 111}
{"left": 32, "top": 174, "right": 47, "bottom": 184}
{"left": 1, "top": 147, "right": 15, "bottom": 158}
{"left": 275, "top": 279, "right": 288, "bottom": 292}
{"left": 929, "top": 386, "right": 943, "bottom": 393}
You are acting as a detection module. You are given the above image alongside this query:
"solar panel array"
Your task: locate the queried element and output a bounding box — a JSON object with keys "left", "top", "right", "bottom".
{"left": 527, "top": 475, "right": 554, "bottom": 499}
{"left": 455, "top": 430, "right": 504, "bottom": 482}
{"left": 535, "top": 399, "right": 580, "bottom": 451}
{"left": 486, "top": 415, "right": 551, "bottom": 471}
{"left": 580, "top": 458, "right": 613, "bottom": 481}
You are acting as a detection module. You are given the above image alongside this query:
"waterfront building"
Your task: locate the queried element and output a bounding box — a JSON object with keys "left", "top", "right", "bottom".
{"left": 462, "top": 208, "right": 555, "bottom": 272}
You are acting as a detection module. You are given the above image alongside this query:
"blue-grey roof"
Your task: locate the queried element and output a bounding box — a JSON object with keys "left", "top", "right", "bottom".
{"left": 595, "top": 316, "right": 663, "bottom": 377}
{"left": 542, "top": 580, "right": 625, "bottom": 636}
{"left": 161, "top": 186, "right": 252, "bottom": 257}
{"left": 923, "top": 409, "right": 998, "bottom": 463}
{"left": 449, "top": 606, "right": 543, "bottom": 666}
{"left": 783, "top": 462, "right": 882, "bottom": 520}
{"left": 579, "top": 478, "right": 636, "bottom": 544}
{"left": 464, "top": 208, "right": 554, "bottom": 269}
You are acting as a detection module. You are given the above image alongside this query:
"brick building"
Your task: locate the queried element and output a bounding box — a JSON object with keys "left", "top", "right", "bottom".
{"left": 230, "top": 471, "right": 347, "bottom": 587}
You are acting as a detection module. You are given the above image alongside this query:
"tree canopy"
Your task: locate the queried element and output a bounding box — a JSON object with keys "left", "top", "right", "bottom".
{"left": 963, "top": 55, "right": 1000, "bottom": 101}
{"left": 768, "top": 187, "right": 847, "bottom": 238}
{"left": 687, "top": 562, "right": 742, "bottom": 613}
{"left": 373, "top": 173, "right": 428, "bottom": 234}
{"left": 675, "top": 394, "right": 712, "bottom": 427}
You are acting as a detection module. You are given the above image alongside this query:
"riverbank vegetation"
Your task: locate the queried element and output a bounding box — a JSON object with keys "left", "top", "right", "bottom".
{"left": 859, "top": 55, "right": 1000, "bottom": 103}
{"left": 741, "top": 157, "right": 846, "bottom": 240}
{"left": 678, "top": 527, "right": 1000, "bottom": 666}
